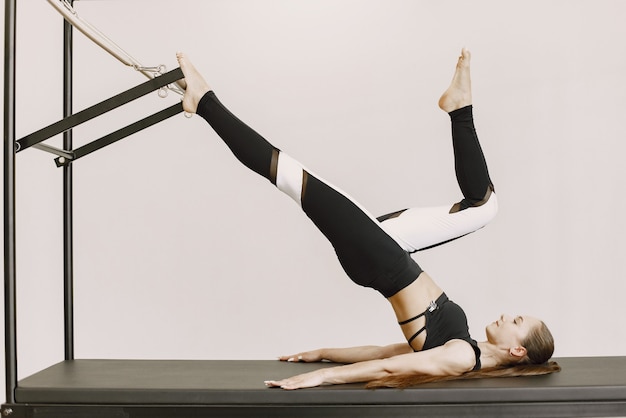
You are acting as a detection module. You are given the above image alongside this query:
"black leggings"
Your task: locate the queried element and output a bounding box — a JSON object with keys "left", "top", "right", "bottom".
{"left": 197, "top": 91, "right": 494, "bottom": 297}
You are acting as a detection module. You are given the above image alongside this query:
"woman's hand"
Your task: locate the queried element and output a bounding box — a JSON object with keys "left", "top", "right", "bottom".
{"left": 277, "top": 343, "right": 412, "bottom": 364}
{"left": 277, "top": 349, "right": 323, "bottom": 363}
{"left": 266, "top": 340, "right": 477, "bottom": 390}
{"left": 265, "top": 369, "right": 327, "bottom": 390}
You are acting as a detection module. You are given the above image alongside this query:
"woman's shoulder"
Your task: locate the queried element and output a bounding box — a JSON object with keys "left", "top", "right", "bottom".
{"left": 389, "top": 340, "right": 477, "bottom": 376}
{"left": 440, "top": 339, "right": 479, "bottom": 373}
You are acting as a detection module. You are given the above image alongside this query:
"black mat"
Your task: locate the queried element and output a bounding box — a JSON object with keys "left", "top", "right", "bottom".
{"left": 9, "top": 357, "right": 626, "bottom": 417}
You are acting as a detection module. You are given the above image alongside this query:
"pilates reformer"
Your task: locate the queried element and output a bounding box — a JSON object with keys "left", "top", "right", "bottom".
{"left": 4, "top": 1, "right": 626, "bottom": 418}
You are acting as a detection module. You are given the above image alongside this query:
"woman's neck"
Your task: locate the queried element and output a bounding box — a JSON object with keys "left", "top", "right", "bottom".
{"left": 478, "top": 341, "right": 508, "bottom": 368}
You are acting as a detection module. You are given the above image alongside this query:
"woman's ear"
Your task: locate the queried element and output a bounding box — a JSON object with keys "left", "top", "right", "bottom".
{"left": 509, "top": 346, "right": 527, "bottom": 359}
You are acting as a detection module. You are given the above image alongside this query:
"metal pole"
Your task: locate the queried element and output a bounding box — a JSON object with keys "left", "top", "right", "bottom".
{"left": 63, "top": 0, "right": 75, "bottom": 361}
{"left": 4, "top": 0, "right": 18, "bottom": 404}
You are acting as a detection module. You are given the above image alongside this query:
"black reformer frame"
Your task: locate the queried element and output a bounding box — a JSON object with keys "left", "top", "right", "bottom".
{"left": 4, "top": 1, "right": 626, "bottom": 417}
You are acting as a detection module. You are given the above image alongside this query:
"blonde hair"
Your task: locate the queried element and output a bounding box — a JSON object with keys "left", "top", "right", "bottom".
{"left": 367, "top": 321, "right": 559, "bottom": 389}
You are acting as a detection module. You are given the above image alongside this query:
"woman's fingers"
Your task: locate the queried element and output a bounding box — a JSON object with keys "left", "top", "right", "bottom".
{"left": 264, "top": 370, "right": 325, "bottom": 390}
{"left": 278, "top": 354, "right": 302, "bottom": 362}
{"left": 278, "top": 350, "right": 321, "bottom": 362}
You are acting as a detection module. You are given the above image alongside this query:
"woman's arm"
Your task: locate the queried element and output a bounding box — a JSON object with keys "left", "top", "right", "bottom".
{"left": 266, "top": 339, "right": 476, "bottom": 390}
{"left": 278, "top": 343, "right": 413, "bottom": 364}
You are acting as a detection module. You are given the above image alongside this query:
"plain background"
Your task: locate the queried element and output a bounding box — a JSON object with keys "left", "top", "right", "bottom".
{"left": 2, "top": 0, "right": 626, "bottom": 399}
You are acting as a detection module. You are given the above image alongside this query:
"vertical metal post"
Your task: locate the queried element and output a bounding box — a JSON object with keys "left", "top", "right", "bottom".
{"left": 4, "top": 0, "right": 18, "bottom": 404}
{"left": 63, "top": 0, "right": 75, "bottom": 361}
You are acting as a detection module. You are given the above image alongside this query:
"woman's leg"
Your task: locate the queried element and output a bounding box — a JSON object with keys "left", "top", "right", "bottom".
{"left": 378, "top": 49, "right": 497, "bottom": 252}
{"left": 439, "top": 48, "right": 493, "bottom": 206}
{"left": 177, "top": 54, "right": 421, "bottom": 298}
{"left": 449, "top": 105, "right": 494, "bottom": 210}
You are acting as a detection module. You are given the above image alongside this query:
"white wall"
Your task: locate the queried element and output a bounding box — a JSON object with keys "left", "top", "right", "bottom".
{"left": 3, "top": 0, "right": 626, "bottom": 399}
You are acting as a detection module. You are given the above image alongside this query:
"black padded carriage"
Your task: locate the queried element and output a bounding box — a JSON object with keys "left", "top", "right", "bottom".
{"left": 6, "top": 357, "right": 626, "bottom": 417}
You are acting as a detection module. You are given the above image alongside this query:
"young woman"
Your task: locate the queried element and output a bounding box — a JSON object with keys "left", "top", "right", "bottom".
{"left": 176, "top": 49, "right": 558, "bottom": 390}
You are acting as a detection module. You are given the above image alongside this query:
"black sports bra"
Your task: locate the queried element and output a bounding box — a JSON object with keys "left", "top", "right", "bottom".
{"left": 398, "top": 293, "right": 481, "bottom": 371}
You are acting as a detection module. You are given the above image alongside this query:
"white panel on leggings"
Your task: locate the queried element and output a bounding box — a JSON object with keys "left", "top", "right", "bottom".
{"left": 276, "top": 152, "right": 304, "bottom": 206}
{"left": 274, "top": 150, "right": 445, "bottom": 252}
{"left": 379, "top": 193, "right": 499, "bottom": 252}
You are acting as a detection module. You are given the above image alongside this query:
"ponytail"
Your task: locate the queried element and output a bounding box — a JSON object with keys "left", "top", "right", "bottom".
{"left": 366, "top": 361, "right": 561, "bottom": 389}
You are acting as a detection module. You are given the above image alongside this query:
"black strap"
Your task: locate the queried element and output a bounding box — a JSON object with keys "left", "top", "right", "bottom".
{"left": 398, "top": 311, "right": 426, "bottom": 326}
{"left": 398, "top": 299, "right": 439, "bottom": 325}
{"left": 17, "top": 67, "right": 184, "bottom": 152}
{"left": 59, "top": 102, "right": 183, "bottom": 164}
{"left": 407, "top": 326, "right": 427, "bottom": 346}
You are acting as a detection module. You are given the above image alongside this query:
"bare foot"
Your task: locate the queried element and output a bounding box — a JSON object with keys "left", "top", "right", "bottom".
{"left": 438, "top": 48, "right": 472, "bottom": 113}
{"left": 176, "top": 52, "right": 211, "bottom": 114}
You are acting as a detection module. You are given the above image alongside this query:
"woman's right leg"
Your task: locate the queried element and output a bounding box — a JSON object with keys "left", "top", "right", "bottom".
{"left": 195, "top": 92, "right": 420, "bottom": 297}
{"left": 178, "top": 54, "right": 421, "bottom": 298}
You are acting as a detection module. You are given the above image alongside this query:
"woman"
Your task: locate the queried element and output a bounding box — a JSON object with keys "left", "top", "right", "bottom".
{"left": 176, "top": 49, "right": 558, "bottom": 390}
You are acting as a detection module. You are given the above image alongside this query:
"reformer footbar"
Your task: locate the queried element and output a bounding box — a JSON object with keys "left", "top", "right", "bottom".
{"left": 14, "top": 0, "right": 190, "bottom": 166}
{"left": 17, "top": 68, "right": 184, "bottom": 166}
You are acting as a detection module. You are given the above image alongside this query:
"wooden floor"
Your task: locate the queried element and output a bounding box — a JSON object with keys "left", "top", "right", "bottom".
{"left": 3, "top": 357, "right": 626, "bottom": 417}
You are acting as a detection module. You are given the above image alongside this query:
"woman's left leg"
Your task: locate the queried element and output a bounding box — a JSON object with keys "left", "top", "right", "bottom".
{"left": 378, "top": 49, "right": 498, "bottom": 253}
{"left": 377, "top": 105, "right": 498, "bottom": 253}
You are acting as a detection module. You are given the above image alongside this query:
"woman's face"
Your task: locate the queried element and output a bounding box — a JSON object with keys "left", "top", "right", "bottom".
{"left": 485, "top": 314, "right": 541, "bottom": 349}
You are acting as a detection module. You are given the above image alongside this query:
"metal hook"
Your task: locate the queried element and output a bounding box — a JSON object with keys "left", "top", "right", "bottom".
{"left": 134, "top": 64, "right": 166, "bottom": 77}
{"left": 167, "top": 84, "right": 185, "bottom": 96}
{"left": 133, "top": 64, "right": 185, "bottom": 98}
{"left": 181, "top": 100, "right": 193, "bottom": 119}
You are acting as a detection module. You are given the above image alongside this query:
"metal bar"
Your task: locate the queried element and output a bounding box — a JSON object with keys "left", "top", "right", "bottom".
{"left": 32, "top": 144, "right": 74, "bottom": 159}
{"left": 47, "top": 0, "right": 142, "bottom": 69}
{"left": 4, "top": 0, "right": 18, "bottom": 405}
{"left": 45, "top": 0, "right": 184, "bottom": 95}
{"left": 64, "top": 102, "right": 183, "bottom": 164}
{"left": 16, "top": 67, "right": 183, "bottom": 152}
{"left": 63, "top": 1, "right": 75, "bottom": 362}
